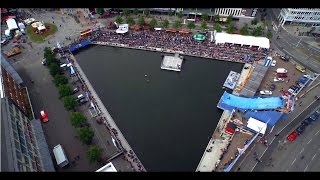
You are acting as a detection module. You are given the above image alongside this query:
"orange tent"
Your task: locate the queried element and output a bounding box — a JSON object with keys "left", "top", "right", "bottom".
{"left": 166, "top": 28, "right": 177, "bottom": 33}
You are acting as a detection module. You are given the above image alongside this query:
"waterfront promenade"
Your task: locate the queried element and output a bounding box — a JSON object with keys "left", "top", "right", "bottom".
{"left": 69, "top": 54, "right": 146, "bottom": 172}
{"left": 196, "top": 63, "right": 252, "bottom": 172}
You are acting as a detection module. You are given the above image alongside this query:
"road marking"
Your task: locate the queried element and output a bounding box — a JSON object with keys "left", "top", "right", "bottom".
{"left": 307, "top": 139, "right": 312, "bottom": 144}
{"left": 291, "top": 158, "right": 296, "bottom": 165}
{"left": 315, "top": 130, "right": 320, "bottom": 136}
{"left": 304, "top": 165, "right": 308, "bottom": 172}
{"left": 311, "top": 154, "right": 317, "bottom": 161}
{"left": 300, "top": 148, "right": 304, "bottom": 154}
{"left": 276, "top": 98, "right": 318, "bottom": 135}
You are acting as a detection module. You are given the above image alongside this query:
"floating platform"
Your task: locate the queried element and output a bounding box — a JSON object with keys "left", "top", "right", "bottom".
{"left": 160, "top": 53, "right": 183, "bottom": 72}
{"left": 223, "top": 71, "right": 240, "bottom": 90}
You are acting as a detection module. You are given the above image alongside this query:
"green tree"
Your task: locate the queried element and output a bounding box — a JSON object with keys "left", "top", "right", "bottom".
{"left": 213, "top": 15, "right": 220, "bottom": 22}
{"left": 201, "top": 21, "right": 207, "bottom": 31}
{"left": 149, "top": 18, "right": 157, "bottom": 28}
{"left": 177, "top": 10, "right": 184, "bottom": 19}
{"left": 63, "top": 96, "right": 77, "bottom": 111}
{"left": 44, "top": 47, "right": 53, "bottom": 58}
{"left": 123, "top": 8, "right": 129, "bottom": 16}
{"left": 251, "top": 18, "right": 258, "bottom": 25}
{"left": 78, "top": 127, "right": 94, "bottom": 145}
{"left": 58, "top": 84, "right": 72, "bottom": 98}
{"left": 213, "top": 24, "right": 222, "bottom": 32}
{"left": 54, "top": 74, "right": 68, "bottom": 86}
{"left": 96, "top": 8, "right": 105, "bottom": 16}
{"left": 133, "top": 8, "right": 139, "bottom": 15}
{"left": 226, "top": 23, "right": 235, "bottom": 34}
{"left": 202, "top": 13, "right": 209, "bottom": 22}
{"left": 144, "top": 9, "right": 150, "bottom": 17}
{"left": 267, "top": 31, "right": 273, "bottom": 39}
{"left": 168, "top": 9, "right": 174, "bottom": 16}
{"left": 187, "top": 21, "right": 195, "bottom": 30}
{"left": 138, "top": 17, "right": 145, "bottom": 26}
{"left": 226, "top": 15, "right": 233, "bottom": 24}
{"left": 115, "top": 16, "right": 123, "bottom": 24}
{"left": 240, "top": 24, "right": 249, "bottom": 35}
{"left": 71, "top": 112, "right": 87, "bottom": 127}
{"left": 252, "top": 26, "right": 263, "bottom": 36}
{"left": 87, "top": 145, "right": 103, "bottom": 163}
{"left": 126, "top": 16, "right": 135, "bottom": 25}
{"left": 173, "top": 20, "right": 182, "bottom": 28}
{"left": 162, "top": 19, "right": 169, "bottom": 28}
{"left": 48, "top": 63, "right": 60, "bottom": 77}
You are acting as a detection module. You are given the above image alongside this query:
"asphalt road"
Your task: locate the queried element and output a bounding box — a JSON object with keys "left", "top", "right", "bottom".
{"left": 254, "top": 106, "right": 320, "bottom": 172}
{"left": 5, "top": 10, "right": 101, "bottom": 171}
{"left": 266, "top": 9, "right": 320, "bottom": 73}
{"left": 233, "top": 84, "right": 320, "bottom": 172}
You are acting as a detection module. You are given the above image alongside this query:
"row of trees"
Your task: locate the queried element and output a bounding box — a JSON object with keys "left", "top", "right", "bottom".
{"left": 112, "top": 9, "right": 272, "bottom": 38}
{"left": 43, "top": 48, "right": 103, "bottom": 163}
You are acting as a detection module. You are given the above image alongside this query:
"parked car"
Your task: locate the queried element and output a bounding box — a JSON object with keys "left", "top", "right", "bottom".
{"left": 77, "top": 94, "right": 85, "bottom": 100}
{"left": 280, "top": 55, "right": 289, "bottom": 62}
{"left": 296, "top": 124, "right": 306, "bottom": 135}
{"left": 40, "top": 110, "right": 49, "bottom": 123}
{"left": 41, "top": 58, "right": 47, "bottom": 65}
{"left": 72, "top": 87, "right": 79, "bottom": 95}
{"left": 309, "top": 111, "right": 320, "bottom": 121}
{"left": 277, "top": 73, "right": 287, "bottom": 78}
{"left": 1, "top": 38, "right": 9, "bottom": 46}
{"left": 269, "top": 84, "right": 276, "bottom": 91}
{"left": 274, "top": 78, "right": 284, "bottom": 82}
{"left": 78, "top": 98, "right": 89, "bottom": 105}
{"left": 287, "top": 131, "right": 298, "bottom": 142}
{"left": 276, "top": 68, "right": 288, "bottom": 74}
{"left": 271, "top": 60, "right": 276, "bottom": 66}
{"left": 260, "top": 90, "right": 272, "bottom": 95}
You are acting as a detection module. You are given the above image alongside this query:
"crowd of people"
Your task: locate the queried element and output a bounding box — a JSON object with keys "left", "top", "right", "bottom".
{"left": 93, "top": 29, "right": 271, "bottom": 63}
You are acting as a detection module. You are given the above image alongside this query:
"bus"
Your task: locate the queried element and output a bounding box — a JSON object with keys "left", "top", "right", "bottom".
{"left": 296, "top": 64, "right": 306, "bottom": 73}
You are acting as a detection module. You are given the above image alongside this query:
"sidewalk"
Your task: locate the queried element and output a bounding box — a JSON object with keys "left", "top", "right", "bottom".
{"left": 70, "top": 54, "right": 146, "bottom": 172}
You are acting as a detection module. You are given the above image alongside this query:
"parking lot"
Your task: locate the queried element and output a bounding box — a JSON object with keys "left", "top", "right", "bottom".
{"left": 258, "top": 52, "right": 305, "bottom": 97}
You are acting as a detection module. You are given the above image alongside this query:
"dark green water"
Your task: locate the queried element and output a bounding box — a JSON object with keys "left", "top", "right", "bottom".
{"left": 75, "top": 45, "right": 243, "bottom": 171}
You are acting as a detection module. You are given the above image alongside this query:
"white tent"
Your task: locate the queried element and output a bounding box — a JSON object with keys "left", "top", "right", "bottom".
{"left": 116, "top": 24, "right": 128, "bottom": 34}
{"left": 214, "top": 32, "right": 270, "bottom": 49}
{"left": 247, "top": 117, "right": 267, "bottom": 135}
{"left": 96, "top": 162, "right": 117, "bottom": 172}
{"left": 6, "top": 18, "right": 18, "bottom": 31}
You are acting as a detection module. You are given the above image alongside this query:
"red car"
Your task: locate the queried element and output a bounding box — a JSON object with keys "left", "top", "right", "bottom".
{"left": 277, "top": 73, "right": 287, "bottom": 78}
{"left": 40, "top": 110, "right": 49, "bottom": 123}
{"left": 287, "top": 131, "right": 298, "bottom": 142}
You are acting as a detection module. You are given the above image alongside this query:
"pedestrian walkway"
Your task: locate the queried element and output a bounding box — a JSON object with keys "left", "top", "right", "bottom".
{"left": 70, "top": 54, "right": 146, "bottom": 172}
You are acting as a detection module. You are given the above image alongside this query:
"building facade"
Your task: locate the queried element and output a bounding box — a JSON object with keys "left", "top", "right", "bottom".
{"left": 278, "top": 8, "right": 320, "bottom": 27}
{"left": 1, "top": 54, "right": 31, "bottom": 117}
{"left": 1, "top": 54, "right": 55, "bottom": 172}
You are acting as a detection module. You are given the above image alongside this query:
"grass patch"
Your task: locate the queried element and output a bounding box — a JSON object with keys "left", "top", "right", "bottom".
{"left": 296, "top": 47, "right": 320, "bottom": 62}
{"left": 26, "top": 23, "right": 58, "bottom": 43}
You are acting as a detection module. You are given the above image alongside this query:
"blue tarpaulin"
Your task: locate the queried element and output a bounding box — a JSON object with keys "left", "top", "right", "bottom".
{"left": 244, "top": 110, "right": 288, "bottom": 127}
{"left": 69, "top": 39, "right": 91, "bottom": 53}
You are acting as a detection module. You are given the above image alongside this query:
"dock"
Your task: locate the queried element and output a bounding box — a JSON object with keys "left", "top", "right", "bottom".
{"left": 223, "top": 71, "right": 240, "bottom": 90}
{"left": 160, "top": 53, "right": 183, "bottom": 72}
{"left": 196, "top": 63, "right": 252, "bottom": 172}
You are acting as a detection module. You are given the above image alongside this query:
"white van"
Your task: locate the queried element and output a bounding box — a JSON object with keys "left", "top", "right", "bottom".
{"left": 276, "top": 68, "right": 287, "bottom": 74}
{"left": 53, "top": 144, "right": 69, "bottom": 168}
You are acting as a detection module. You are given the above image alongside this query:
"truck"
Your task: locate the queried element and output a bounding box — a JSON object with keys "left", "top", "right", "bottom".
{"left": 53, "top": 144, "right": 69, "bottom": 168}
{"left": 4, "top": 47, "right": 22, "bottom": 57}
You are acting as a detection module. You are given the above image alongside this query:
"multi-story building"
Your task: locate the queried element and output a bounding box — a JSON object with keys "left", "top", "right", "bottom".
{"left": 1, "top": 54, "right": 55, "bottom": 172}
{"left": 278, "top": 8, "right": 320, "bottom": 27}
{"left": 1, "top": 54, "right": 31, "bottom": 118}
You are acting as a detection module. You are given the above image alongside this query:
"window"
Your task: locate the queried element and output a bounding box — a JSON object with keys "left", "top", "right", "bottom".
{"left": 16, "top": 149, "right": 22, "bottom": 161}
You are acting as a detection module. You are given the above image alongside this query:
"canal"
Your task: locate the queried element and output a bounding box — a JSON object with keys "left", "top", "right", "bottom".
{"left": 75, "top": 45, "right": 243, "bottom": 171}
